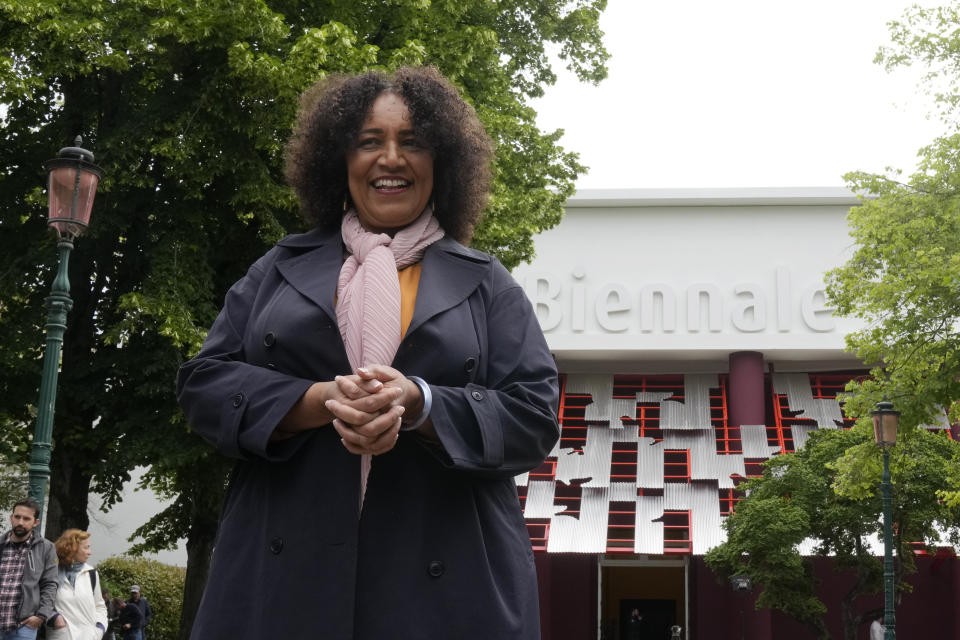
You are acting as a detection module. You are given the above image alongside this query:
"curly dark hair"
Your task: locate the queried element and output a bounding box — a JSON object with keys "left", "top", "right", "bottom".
{"left": 285, "top": 66, "right": 494, "bottom": 244}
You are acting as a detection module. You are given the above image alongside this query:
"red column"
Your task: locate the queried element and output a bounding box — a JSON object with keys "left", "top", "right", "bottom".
{"left": 728, "top": 351, "right": 765, "bottom": 427}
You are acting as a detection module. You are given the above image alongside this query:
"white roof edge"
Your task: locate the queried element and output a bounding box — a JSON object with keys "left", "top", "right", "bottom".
{"left": 566, "top": 187, "right": 862, "bottom": 208}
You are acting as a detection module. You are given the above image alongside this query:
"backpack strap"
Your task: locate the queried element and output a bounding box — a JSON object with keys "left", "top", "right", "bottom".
{"left": 89, "top": 567, "right": 97, "bottom": 591}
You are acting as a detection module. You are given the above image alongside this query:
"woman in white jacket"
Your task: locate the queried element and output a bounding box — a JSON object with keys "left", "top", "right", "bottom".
{"left": 48, "top": 529, "right": 108, "bottom": 640}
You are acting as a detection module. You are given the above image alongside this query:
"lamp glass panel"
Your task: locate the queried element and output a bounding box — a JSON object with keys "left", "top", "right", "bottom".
{"left": 47, "top": 166, "right": 99, "bottom": 238}
{"left": 881, "top": 413, "right": 898, "bottom": 444}
{"left": 873, "top": 412, "right": 898, "bottom": 445}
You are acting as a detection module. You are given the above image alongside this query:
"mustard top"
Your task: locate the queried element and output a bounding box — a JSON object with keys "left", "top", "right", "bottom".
{"left": 398, "top": 263, "right": 422, "bottom": 338}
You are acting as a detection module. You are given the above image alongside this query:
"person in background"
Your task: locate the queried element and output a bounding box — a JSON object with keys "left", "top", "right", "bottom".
{"left": 112, "top": 599, "right": 142, "bottom": 640}
{"left": 101, "top": 589, "right": 117, "bottom": 640}
{"left": 870, "top": 615, "right": 885, "bottom": 640}
{"left": 177, "top": 65, "right": 560, "bottom": 639}
{"left": 124, "top": 587, "right": 151, "bottom": 640}
{"left": 627, "top": 608, "right": 643, "bottom": 640}
{"left": 0, "top": 498, "right": 58, "bottom": 640}
{"left": 47, "top": 529, "right": 107, "bottom": 640}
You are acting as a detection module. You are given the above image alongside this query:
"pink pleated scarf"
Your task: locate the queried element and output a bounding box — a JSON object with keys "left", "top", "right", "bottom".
{"left": 336, "top": 207, "right": 444, "bottom": 506}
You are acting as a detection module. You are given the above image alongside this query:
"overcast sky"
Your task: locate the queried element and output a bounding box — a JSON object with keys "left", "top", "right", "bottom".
{"left": 533, "top": 0, "right": 947, "bottom": 190}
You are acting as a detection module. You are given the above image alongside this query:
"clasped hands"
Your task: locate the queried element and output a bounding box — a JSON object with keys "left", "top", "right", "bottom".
{"left": 274, "top": 364, "right": 422, "bottom": 455}
{"left": 328, "top": 364, "right": 421, "bottom": 455}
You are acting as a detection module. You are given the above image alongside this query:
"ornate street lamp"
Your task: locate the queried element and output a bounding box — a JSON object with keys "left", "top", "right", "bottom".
{"left": 730, "top": 574, "right": 751, "bottom": 640}
{"left": 27, "top": 136, "right": 102, "bottom": 524}
{"left": 872, "top": 398, "right": 899, "bottom": 640}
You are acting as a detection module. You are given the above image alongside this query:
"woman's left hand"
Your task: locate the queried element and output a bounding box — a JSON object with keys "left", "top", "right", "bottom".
{"left": 52, "top": 616, "right": 67, "bottom": 629}
{"left": 358, "top": 365, "right": 437, "bottom": 441}
{"left": 355, "top": 365, "right": 422, "bottom": 409}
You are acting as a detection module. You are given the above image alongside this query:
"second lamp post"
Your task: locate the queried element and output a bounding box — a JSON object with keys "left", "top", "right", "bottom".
{"left": 872, "top": 399, "right": 899, "bottom": 640}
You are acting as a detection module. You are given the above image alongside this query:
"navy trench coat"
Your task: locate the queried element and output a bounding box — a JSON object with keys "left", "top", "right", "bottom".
{"left": 176, "top": 227, "right": 560, "bottom": 640}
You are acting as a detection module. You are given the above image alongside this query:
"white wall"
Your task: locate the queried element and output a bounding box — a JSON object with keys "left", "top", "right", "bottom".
{"left": 512, "top": 188, "right": 865, "bottom": 371}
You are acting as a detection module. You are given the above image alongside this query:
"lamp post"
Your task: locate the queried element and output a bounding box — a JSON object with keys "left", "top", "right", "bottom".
{"left": 27, "top": 136, "right": 102, "bottom": 524}
{"left": 872, "top": 399, "right": 899, "bottom": 640}
{"left": 731, "top": 574, "right": 751, "bottom": 640}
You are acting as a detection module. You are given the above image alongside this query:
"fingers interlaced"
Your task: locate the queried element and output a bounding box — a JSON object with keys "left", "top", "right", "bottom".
{"left": 334, "top": 374, "right": 383, "bottom": 400}
{"left": 333, "top": 410, "right": 403, "bottom": 455}
{"left": 329, "top": 367, "right": 407, "bottom": 455}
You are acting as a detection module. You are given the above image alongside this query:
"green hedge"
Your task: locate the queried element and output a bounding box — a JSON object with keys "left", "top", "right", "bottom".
{"left": 97, "top": 556, "right": 185, "bottom": 640}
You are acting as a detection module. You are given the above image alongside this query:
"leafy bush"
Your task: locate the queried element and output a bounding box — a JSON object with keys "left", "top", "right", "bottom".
{"left": 97, "top": 556, "right": 185, "bottom": 640}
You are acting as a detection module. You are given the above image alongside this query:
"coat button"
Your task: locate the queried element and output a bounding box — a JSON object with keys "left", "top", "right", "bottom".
{"left": 231, "top": 393, "right": 244, "bottom": 407}
{"left": 464, "top": 357, "right": 476, "bottom": 373}
{"left": 269, "top": 537, "right": 283, "bottom": 554}
{"left": 263, "top": 332, "right": 277, "bottom": 348}
{"left": 471, "top": 390, "right": 484, "bottom": 401}
{"left": 427, "top": 560, "right": 445, "bottom": 577}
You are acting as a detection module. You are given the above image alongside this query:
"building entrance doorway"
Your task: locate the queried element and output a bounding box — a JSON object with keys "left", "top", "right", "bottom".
{"left": 600, "top": 558, "right": 686, "bottom": 640}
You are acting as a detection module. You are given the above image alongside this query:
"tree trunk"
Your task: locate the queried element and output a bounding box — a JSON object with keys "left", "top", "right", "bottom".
{"left": 178, "top": 516, "right": 217, "bottom": 640}
{"left": 839, "top": 548, "right": 882, "bottom": 640}
{"left": 44, "top": 438, "right": 92, "bottom": 540}
{"left": 840, "top": 584, "right": 866, "bottom": 640}
{"left": 177, "top": 461, "right": 227, "bottom": 640}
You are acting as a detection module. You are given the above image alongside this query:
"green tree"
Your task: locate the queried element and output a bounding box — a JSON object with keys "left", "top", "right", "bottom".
{"left": 0, "top": 0, "right": 608, "bottom": 637}
{"left": 705, "top": 425, "right": 960, "bottom": 640}
{"left": 825, "top": 0, "right": 960, "bottom": 508}
{"left": 0, "top": 418, "right": 28, "bottom": 510}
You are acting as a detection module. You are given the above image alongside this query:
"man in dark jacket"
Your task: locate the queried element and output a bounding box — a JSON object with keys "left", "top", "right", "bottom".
{"left": 125, "top": 586, "right": 152, "bottom": 640}
{"left": 113, "top": 598, "right": 144, "bottom": 640}
{"left": 0, "top": 498, "right": 58, "bottom": 640}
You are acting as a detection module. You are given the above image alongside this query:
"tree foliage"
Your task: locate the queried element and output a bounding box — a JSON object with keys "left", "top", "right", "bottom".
{"left": 0, "top": 0, "right": 608, "bottom": 636}
{"left": 877, "top": 2, "right": 960, "bottom": 125}
{"left": 829, "top": 147, "right": 960, "bottom": 429}
{"left": 0, "top": 418, "right": 28, "bottom": 510}
{"left": 825, "top": 1, "right": 960, "bottom": 507}
{"left": 98, "top": 555, "right": 186, "bottom": 640}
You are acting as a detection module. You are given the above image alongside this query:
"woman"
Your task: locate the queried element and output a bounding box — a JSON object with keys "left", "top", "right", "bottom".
{"left": 47, "top": 530, "right": 107, "bottom": 640}
{"left": 177, "top": 66, "right": 559, "bottom": 639}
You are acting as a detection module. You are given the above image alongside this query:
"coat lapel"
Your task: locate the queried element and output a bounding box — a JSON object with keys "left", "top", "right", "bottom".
{"left": 407, "top": 236, "right": 490, "bottom": 337}
{"left": 274, "top": 227, "right": 342, "bottom": 323}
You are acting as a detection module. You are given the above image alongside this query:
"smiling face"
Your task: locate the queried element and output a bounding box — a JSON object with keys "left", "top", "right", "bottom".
{"left": 346, "top": 92, "right": 434, "bottom": 234}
